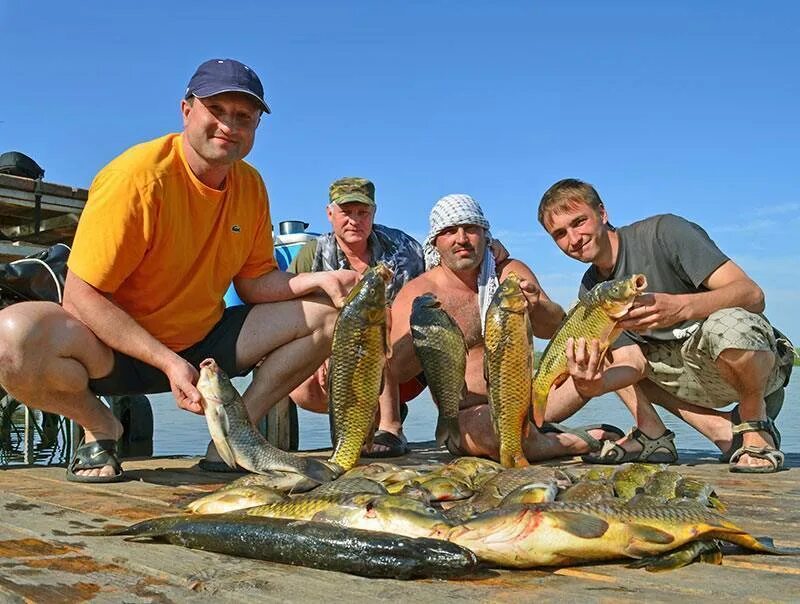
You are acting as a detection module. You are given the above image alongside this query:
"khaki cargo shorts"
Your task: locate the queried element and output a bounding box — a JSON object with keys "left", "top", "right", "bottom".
{"left": 642, "top": 308, "right": 794, "bottom": 412}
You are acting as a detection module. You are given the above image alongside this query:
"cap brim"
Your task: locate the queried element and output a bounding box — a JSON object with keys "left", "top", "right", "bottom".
{"left": 331, "top": 193, "right": 376, "bottom": 206}
{"left": 191, "top": 87, "right": 271, "bottom": 114}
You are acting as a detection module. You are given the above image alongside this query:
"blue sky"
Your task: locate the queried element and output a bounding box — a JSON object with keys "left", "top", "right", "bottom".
{"left": 2, "top": 1, "right": 798, "bottom": 342}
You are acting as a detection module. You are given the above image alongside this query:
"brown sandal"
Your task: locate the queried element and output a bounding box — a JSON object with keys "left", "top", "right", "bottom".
{"left": 728, "top": 420, "right": 784, "bottom": 473}
{"left": 582, "top": 427, "right": 678, "bottom": 464}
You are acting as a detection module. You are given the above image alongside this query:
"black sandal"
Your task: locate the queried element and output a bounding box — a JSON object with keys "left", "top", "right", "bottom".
{"left": 582, "top": 427, "right": 678, "bottom": 464}
{"left": 66, "top": 438, "right": 125, "bottom": 483}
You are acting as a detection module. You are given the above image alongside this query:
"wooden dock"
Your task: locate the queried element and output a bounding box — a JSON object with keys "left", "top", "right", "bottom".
{"left": 0, "top": 445, "right": 798, "bottom": 603}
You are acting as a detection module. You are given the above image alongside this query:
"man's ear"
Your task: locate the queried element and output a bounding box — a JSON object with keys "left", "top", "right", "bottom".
{"left": 598, "top": 203, "right": 609, "bottom": 225}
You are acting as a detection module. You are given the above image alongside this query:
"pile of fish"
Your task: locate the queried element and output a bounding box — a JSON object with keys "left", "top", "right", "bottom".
{"left": 91, "top": 458, "right": 787, "bottom": 579}
{"left": 98, "top": 269, "right": 784, "bottom": 579}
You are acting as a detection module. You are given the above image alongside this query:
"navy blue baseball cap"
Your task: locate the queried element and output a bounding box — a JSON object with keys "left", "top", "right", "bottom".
{"left": 185, "top": 58, "right": 271, "bottom": 114}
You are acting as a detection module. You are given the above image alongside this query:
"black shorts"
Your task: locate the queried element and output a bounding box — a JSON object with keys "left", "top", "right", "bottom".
{"left": 88, "top": 305, "right": 254, "bottom": 396}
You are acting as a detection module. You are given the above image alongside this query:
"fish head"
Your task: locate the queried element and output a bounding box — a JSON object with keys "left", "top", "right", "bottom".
{"left": 592, "top": 273, "right": 648, "bottom": 318}
{"left": 197, "top": 358, "right": 239, "bottom": 411}
{"left": 411, "top": 292, "right": 440, "bottom": 317}
{"left": 493, "top": 272, "right": 528, "bottom": 313}
{"left": 361, "top": 495, "right": 453, "bottom": 538}
{"left": 343, "top": 263, "right": 392, "bottom": 324}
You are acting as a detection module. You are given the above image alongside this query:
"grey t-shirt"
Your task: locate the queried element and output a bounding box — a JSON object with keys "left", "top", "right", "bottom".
{"left": 580, "top": 214, "right": 728, "bottom": 343}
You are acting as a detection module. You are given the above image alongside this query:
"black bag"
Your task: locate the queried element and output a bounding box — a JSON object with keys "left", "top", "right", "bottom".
{"left": 0, "top": 243, "right": 69, "bottom": 304}
{"left": 0, "top": 151, "right": 45, "bottom": 180}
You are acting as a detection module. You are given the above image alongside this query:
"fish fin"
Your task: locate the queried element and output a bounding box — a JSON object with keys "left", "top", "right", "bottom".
{"left": 384, "top": 307, "right": 393, "bottom": 359}
{"left": 213, "top": 407, "right": 238, "bottom": 468}
{"left": 303, "top": 458, "right": 337, "bottom": 483}
{"left": 548, "top": 511, "right": 609, "bottom": 539}
{"left": 627, "top": 540, "right": 723, "bottom": 572}
{"left": 629, "top": 523, "right": 676, "bottom": 544}
{"left": 435, "top": 416, "right": 461, "bottom": 449}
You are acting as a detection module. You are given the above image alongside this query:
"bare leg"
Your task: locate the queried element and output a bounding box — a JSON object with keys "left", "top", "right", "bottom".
{"left": 593, "top": 382, "right": 669, "bottom": 456}
{"left": 0, "top": 302, "right": 122, "bottom": 478}
{"left": 235, "top": 295, "right": 338, "bottom": 420}
{"left": 457, "top": 403, "right": 622, "bottom": 462}
{"left": 715, "top": 348, "right": 776, "bottom": 469}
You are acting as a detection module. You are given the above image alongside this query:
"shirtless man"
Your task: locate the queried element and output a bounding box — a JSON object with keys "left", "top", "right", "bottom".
{"left": 387, "top": 194, "right": 623, "bottom": 461}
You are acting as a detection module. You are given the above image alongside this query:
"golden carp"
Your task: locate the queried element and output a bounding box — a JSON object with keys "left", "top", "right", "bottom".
{"left": 197, "top": 359, "right": 336, "bottom": 483}
{"left": 242, "top": 493, "right": 377, "bottom": 522}
{"left": 186, "top": 485, "right": 287, "bottom": 515}
{"left": 612, "top": 462, "right": 662, "bottom": 501}
{"left": 313, "top": 494, "right": 453, "bottom": 540}
{"left": 215, "top": 470, "right": 319, "bottom": 494}
{"left": 309, "top": 477, "right": 388, "bottom": 496}
{"left": 410, "top": 293, "right": 467, "bottom": 449}
{"left": 532, "top": 274, "right": 648, "bottom": 426}
{"left": 484, "top": 272, "right": 534, "bottom": 467}
{"left": 328, "top": 264, "right": 393, "bottom": 471}
{"left": 500, "top": 481, "right": 559, "bottom": 506}
{"left": 446, "top": 500, "right": 784, "bottom": 568}
{"left": 445, "top": 465, "right": 572, "bottom": 522}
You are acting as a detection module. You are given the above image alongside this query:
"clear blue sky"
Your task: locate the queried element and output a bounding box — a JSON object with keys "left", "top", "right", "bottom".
{"left": 2, "top": 1, "right": 798, "bottom": 342}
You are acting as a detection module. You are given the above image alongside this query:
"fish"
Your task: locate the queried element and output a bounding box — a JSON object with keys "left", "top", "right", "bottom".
{"left": 313, "top": 494, "right": 454, "bottom": 540}
{"left": 484, "top": 272, "right": 534, "bottom": 467}
{"left": 197, "top": 358, "right": 337, "bottom": 483}
{"left": 309, "top": 477, "right": 388, "bottom": 496}
{"left": 445, "top": 500, "right": 785, "bottom": 568}
{"left": 215, "top": 470, "right": 319, "bottom": 495}
{"left": 96, "top": 514, "right": 478, "bottom": 580}
{"left": 410, "top": 292, "right": 467, "bottom": 450}
{"left": 557, "top": 479, "right": 616, "bottom": 504}
{"left": 641, "top": 471, "right": 727, "bottom": 512}
{"left": 627, "top": 539, "right": 724, "bottom": 572}
{"left": 532, "top": 274, "right": 648, "bottom": 426}
{"left": 500, "top": 481, "right": 559, "bottom": 506}
{"left": 445, "top": 466, "right": 572, "bottom": 522}
{"left": 328, "top": 263, "right": 393, "bottom": 471}
{"left": 436, "top": 456, "right": 505, "bottom": 491}
{"left": 186, "top": 485, "right": 287, "bottom": 515}
{"left": 242, "top": 492, "right": 377, "bottom": 522}
{"left": 612, "top": 462, "right": 662, "bottom": 501}
{"left": 410, "top": 475, "right": 473, "bottom": 502}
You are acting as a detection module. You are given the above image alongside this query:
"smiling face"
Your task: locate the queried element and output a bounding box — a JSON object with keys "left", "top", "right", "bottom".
{"left": 181, "top": 92, "right": 261, "bottom": 168}
{"left": 542, "top": 200, "right": 610, "bottom": 264}
{"left": 326, "top": 201, "right": 376, "bottom": 246}
{"left": 435, "top": 223, "right": 487, "bottom": 271}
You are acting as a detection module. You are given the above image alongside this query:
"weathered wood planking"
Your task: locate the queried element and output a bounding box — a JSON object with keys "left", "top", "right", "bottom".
{"left": 0, "top": 447, "right": 798, "bottom": 602}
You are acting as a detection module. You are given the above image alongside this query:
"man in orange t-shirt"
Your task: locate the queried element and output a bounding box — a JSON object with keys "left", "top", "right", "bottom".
{"left": 0, "top": 59, "right": 358, "bottom": 482}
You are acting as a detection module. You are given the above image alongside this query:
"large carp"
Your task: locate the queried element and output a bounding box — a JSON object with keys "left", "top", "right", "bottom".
{"left": 445, "top": 500, "right": 784, "bottom": 568}
{"left": 100, "top": 515, "right": 478, "bottom": 580}
{"left": 484, "top": 272, "right": 534, "bottom": 467}
{"left": 197, "top": 359, "right": 336, "bottom": 483}
{"left": 532, "top": 274, "right": 647, "bottom": 426}
{"left": 328, "top": 263, "right": 393, "bottom": 471}
{"left": 410, "top": 292, "right": 466, "bottom": 450}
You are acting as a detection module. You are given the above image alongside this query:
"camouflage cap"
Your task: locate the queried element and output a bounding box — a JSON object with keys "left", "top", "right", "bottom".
{"left": 329, "top": 177, "right": 376, "bottom": 207}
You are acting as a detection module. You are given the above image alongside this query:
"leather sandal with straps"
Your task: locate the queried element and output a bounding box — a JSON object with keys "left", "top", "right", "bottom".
{"left": 728, "top": 419, "right": 785, "bottom": 473}
{"left": 581, "top": 427, "right": 678, "bottom": 465}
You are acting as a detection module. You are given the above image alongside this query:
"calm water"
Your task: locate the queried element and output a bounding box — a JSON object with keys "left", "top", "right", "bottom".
{"left": 148, "top": 372, "right": 800, "bottom": 457}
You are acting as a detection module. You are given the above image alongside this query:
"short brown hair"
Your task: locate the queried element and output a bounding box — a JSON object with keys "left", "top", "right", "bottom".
{"left": 538, "top": 178, "right": 604, "bottom": 227}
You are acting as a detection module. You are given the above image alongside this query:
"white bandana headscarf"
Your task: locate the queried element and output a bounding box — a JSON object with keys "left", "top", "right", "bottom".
{"left": 423, "top": 194, "right": 499, "bottom": 333}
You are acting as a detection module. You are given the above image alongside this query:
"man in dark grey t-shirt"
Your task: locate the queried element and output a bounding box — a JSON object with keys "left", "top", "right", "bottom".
{"left": 535, "top": 178, "right": 793, "bottom": 473}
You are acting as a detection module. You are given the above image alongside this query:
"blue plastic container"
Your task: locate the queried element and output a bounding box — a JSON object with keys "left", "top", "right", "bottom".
{"left": 224, "top": 220, "right": 319, "bottom": 307}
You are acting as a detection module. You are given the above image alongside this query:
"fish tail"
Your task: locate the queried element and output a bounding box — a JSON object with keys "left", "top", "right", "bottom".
{"left": 707, "top": 529, "right": 788, "bottom": 554}
{"left": 435, "top": 416, "right": 461, "bottom": 449}
{"left": 499, "top": 444, "right": 529, "bottom": 468}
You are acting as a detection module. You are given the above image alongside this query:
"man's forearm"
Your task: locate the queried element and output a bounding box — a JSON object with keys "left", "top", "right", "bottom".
{"left": 63, "top": 273, "right": 178, "bottom": 373}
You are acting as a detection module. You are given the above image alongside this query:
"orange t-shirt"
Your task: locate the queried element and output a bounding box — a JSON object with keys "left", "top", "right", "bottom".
{"left": 68, "top": 133, "right": 277, "bottom": 351}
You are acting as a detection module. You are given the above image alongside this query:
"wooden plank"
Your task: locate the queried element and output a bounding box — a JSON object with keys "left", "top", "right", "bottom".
{"left": 0, "top": 173, "right": 88, "bottom": 201}
{"left": 266, "top": 396, "right": 292, "bottom": 450}
{"left": 0, "top": 450, "right": 797, "bottom": 600}
{"left": 0, "top": 213, "right": 79, "bottom": 242}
